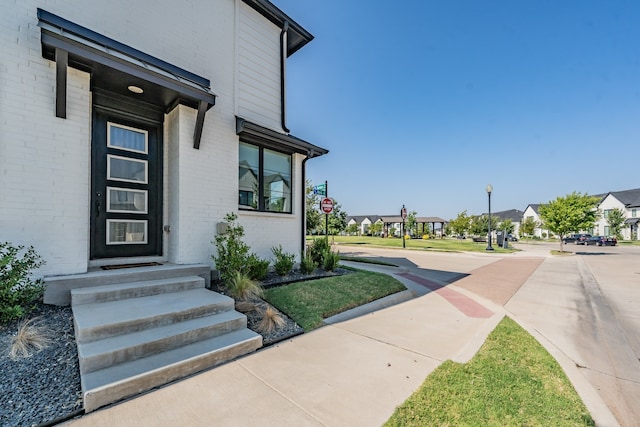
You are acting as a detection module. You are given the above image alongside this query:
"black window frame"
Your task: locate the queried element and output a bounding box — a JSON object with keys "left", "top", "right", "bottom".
{"left": 238, "top": 141, "right": 292, "bottom": 214}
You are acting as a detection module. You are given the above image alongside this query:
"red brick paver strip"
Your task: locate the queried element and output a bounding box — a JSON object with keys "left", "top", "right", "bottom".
{"left": 399, "top": 272, "right": 494, "bottom": 318}
{"left": 454, "top": 258, "right": 544, "bottom": 306}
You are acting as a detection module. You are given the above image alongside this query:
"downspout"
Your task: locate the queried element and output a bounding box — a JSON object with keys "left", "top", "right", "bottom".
{"left": 280, "top": 21, "right": 290, "bottom": 133}
{"left": 301, "top": 150, "right": 315, "bottom": 254}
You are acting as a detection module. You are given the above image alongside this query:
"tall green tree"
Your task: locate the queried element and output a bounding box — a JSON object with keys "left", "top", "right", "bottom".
{"left": 406, "top": 210, "right": 418, "bottom": 236}
{"left": 499, "top": 218, "right": 515, "bottom": 234}
{"left": 448, "top": 210, "right": 472, "bottom": 237}
{"left": 520, "top": 216, "right": 537, "bottom": 237}
{"left": 327, "top": 201, "right": 348, "bottom": 236}
{"left": 368, "top": 220, "right": 383, "bottom": 236}
{"left": 606, "top": 208, "right": 626, "bottom": 239}
{"left": 305, "top": 180, "right": 322, "bottom": 234}
{"left": 538, "top": 192, "right": 600, "bottom": 251}
{"left": 469, "top": 214, "right": 501, "bottom": 237}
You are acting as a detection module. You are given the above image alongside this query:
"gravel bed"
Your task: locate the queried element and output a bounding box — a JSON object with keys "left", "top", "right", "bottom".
{"left": 0, "top": 303, "right": 82, "bottom": 427}
{"left": 1, "top": 268, "right": 349, "bottom": 426}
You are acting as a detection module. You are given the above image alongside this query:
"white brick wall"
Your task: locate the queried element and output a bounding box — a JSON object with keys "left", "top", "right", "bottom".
{"left": 1, "top": 0, "right": 311, "bottom": 277}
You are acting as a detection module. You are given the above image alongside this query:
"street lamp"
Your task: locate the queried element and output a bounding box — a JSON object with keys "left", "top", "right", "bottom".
{"left": 486, "top": 184, "right": 494, "bottom": 251}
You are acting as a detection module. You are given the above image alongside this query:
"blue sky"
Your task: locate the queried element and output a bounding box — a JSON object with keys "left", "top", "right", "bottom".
{"left": 273, "top": 0, "right": 640, "bottom": 219}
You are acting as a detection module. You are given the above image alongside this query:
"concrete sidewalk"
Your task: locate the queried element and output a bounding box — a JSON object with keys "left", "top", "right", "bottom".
{"left": 65, "top": 254, "right": 618, "bottom": 426}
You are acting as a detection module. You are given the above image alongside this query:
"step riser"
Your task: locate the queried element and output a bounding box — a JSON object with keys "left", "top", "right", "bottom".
{"left": 83, "top": 335, "right": 262, "bottom": 413}
{"left": 71, "top": 277, "right": 205, "bottom": 305}
{"left": 79, "top": 316, "right": 248, "bottom": 374}
{"left": 45, "top": 264, "right": 211, "bottom": 306}
{"left": 75, "top": 302, "right": 234, "bottom": 343}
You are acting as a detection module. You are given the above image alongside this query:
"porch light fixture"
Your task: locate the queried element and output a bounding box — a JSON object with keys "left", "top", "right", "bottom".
{"left": 127, "top": 85, "right": 144, "bottom": 94}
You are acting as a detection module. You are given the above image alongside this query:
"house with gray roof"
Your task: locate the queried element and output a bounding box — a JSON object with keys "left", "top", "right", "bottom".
{"left": 594, "top": 188, "right": 640, "bottom": 240}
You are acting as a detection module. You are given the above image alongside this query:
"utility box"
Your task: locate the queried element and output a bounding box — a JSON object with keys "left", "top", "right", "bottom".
{"left": 496, "top": 230, "right": 505, "bottom": 246}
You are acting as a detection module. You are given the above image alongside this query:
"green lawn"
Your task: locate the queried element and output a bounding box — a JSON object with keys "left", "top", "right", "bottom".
{"left": 263, "top": 269, "right": 406, "bottom": 331}
{"left": 385, "top": 317, "right": 594, "bottom": 427}
{"left": 310, "top": 235, "right": 516, "bottom": 253}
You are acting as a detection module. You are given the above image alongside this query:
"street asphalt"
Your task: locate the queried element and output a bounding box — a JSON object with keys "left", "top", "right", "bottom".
{"left": 64, "top": 242, "right": 638, "bottom": 426}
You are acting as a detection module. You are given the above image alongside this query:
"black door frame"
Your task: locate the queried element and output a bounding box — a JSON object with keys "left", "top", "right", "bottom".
{"left": 90, "top": 92, "right": 164, "bottom": 260}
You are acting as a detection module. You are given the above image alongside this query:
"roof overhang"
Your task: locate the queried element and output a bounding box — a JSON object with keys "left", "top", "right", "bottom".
{"left": 236, "top": 117, "right": 328, "bottom": 158}
{"left": 37, "top": 8, "right": 216, "bottom": 148}
{"left": 625, "top": 218, "right": 640, "bottom": 225}
{"left": 242, "top": 0, "right": 313, "bottom": 56}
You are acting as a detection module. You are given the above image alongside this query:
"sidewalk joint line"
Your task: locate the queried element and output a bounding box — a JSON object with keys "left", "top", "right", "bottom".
{"left": 236, "top": 361, "right": 329, "bottom": 426}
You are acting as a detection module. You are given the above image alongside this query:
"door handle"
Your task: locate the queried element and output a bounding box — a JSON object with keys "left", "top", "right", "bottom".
{"left": 96, "top": 192, "right": 102, "bottom": 217}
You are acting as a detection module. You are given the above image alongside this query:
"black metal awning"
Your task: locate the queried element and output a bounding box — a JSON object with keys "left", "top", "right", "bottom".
{"left": 235, "top": 117, "right": 328, "bottom": 158}
{"left": 625, "top": 218, "right": 640, "bottom": 225}
{"left": 37, "top": 8, "right": 216, "bottom": 149}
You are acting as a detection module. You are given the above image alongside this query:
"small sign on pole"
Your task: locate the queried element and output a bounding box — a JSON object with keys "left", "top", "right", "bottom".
{"left": 320, "top": 197, "right": 334, "bottom": 214}
{"left": 313, "top": 184, "right": 327, "bottom": 196}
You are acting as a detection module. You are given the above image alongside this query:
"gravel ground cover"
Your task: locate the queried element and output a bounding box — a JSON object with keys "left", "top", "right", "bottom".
{"left": 1, "top": 268, "right": 349, "bottom": 426}
{"left": 0, "top": 304, "right": 82, "bottom": 427}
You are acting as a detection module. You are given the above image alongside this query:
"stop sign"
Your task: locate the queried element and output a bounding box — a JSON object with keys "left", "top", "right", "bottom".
{"left": 320, "top": 197, "right": 334, "bottom": 214}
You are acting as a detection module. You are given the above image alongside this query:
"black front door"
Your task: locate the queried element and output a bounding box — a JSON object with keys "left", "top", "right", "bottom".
{"left": 90, "top": 111, "right": 163, "bottom": 259}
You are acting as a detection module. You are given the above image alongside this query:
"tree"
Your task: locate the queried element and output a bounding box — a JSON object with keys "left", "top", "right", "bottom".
{"left": 499, "top": 218, "right": 515, "bottom": 234}
{"left": 406, "top": 210, "right": 418, "bottom": 236}
{"left": 538, "top": 192, "right": 600, "bottom": 251}
{"left": 520, "top": 216, "right": 537, "bottom": 237}
{"left": 346, "top": 223, "right": 358, "bottom": 235}
{"left": 606, "top": 208, "right": 626, "bottom": 239}
{"left": 448, "top": 210, "right": 472, "bottom": 237}
{"left": 469, "top": 214, "right": 500, "bottom": 237}
{"left": 369, "top": 221, "right": 383, "bottom": 236}
{"left": 305, "top": 180, "right": 322, "bottom": 234}
{"left": 327, "top": 202, "right": 347, "bottom": 236}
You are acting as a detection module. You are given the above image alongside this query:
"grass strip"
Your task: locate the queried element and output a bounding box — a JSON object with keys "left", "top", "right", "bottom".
{"left": 312, "top": 236, "right": 516, "bottom": 253}
{"left": 263, "top": 270, "right": 405, "bottom": 331}
{"left": 339, "top": 255, "right": 399, "bottom": 267}
{"left": 385, "top": 316, "right": 594, "bottom": 426}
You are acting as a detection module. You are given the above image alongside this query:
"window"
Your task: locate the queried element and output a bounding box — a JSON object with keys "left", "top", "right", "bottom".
{"left": 603, "top": 209, "right": 612, "bottom": 218}
{"left": 604, "top": 226, "right": 611, "bottom": 236}
{"left": 633, "top": 209, "right": 637, "bottom": 218}
{"left": 239, "top": 142, "right": 291, "bottom": 213}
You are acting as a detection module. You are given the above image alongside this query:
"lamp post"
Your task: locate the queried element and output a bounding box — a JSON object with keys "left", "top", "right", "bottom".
{"left": 486, "top": 184, "right": 494, "bottom": 251}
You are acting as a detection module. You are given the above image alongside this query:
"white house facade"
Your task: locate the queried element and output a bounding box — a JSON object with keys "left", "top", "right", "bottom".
{"left": 594, "top": 189, "right": 640, "bottom": 240}
{"left": 0, "top": 0, "right": 328, "bottom": 279}
{"left": 522, "top": 204, "right": 551, "bottom": 238}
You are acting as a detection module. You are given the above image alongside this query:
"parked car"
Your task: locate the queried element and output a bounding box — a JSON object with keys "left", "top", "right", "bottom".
{"left": 585, "top": 236, "right": 617, "bottom": 246}
{"left": 506, "top": 234, "right": 518, "bottom": 241}
{"left": 562, "top": 233, "right": 591, "bottom": 244}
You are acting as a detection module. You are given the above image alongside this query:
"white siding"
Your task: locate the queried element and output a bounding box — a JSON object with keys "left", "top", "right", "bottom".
{"left": 1, "top": 0, "right": 314, "bottom": 277}
{"left": 236, "top": 2, "right": 282, "bottom": 130}
{"left": 595, "top": 195, "right": 630, "bottom": 239}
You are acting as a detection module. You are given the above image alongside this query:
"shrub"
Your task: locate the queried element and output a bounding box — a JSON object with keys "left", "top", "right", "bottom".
{"left": 226, "top": 271, "right": 263, "bottom": 301}
{"left": 212, "top": 213, "right": 251, "bottom": 283}
{"left": 299, "top": 252, "right": 317, "bottom": 274}
{"left": 1, "top": 242, "right": 46, "bottom": 325}
{"left": 9, "top": 317, "right": 51, "bottom": 359}
{"left": 257, "top": 306, "right": 286, "bottom": 334}
{"left": 272, "top": 245, "right": 295, "bottom": 276}
{"left": 247, "top": 253, "right": 270, "bottom": 281}
{"left": 308, "top": 238, "right": 330, "bottom": 265}
{"left": 323, "top": 249, "right": 340, "bottom": 272}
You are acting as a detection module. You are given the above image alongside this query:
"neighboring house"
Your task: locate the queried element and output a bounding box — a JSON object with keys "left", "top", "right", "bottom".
{"left": 522, "top": 204, "right": 551, "bottom": 238}
{"left": 491, "top": 209, "right": 524, "bottom": 237}
{"left": 346, "top": 216, "right": 381, "bottom": 235}
{"left": 1, "top": 1, "right": 328, "bottom": 280}
{"left": 594, "top": 188, "right": 640, "bottom": 240}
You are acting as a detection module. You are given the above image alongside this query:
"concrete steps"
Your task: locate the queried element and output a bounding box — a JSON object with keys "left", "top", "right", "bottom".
{"left": 71, "top": 273, "right": 262, "bottom": 412}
